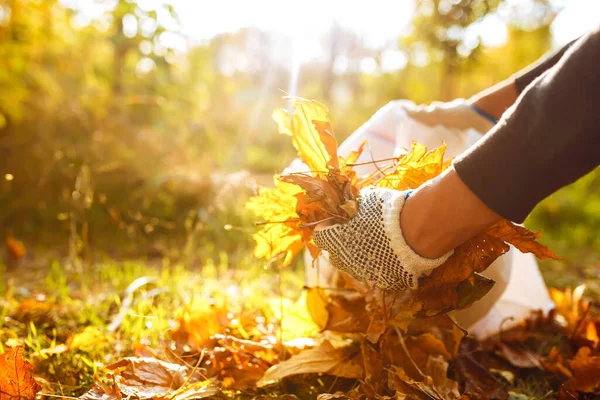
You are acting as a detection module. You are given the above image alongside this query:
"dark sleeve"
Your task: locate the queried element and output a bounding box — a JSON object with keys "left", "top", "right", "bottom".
{"left": 454, "top": 27, "right": 600, "bottom": 223}
{"left": 513, "top": 39, "right": 577, "bottom": 93}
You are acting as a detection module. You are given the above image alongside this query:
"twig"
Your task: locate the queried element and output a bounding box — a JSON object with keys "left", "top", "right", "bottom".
{"left": 346, "top": 156, "right": 400, "bottom": 167}
{"left": 394, "top": 326, "right": 425, "bottom": 380}
{"left": 298, "top": 217, "right": 336, "bottom": 228}
{"left": 255, "top": 219, "right": 300, "bottom": 226}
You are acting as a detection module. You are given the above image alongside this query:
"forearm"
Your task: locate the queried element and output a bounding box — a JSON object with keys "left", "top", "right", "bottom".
{"left": 400, "top": 167, "right": 502, "bottom": 259}
{"left": 467, "top": 79, "right": 518, "bottom": 121}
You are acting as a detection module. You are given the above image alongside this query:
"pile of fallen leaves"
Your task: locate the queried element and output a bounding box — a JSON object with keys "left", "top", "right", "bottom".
{"left": 2, "top": 98, "right": 599, "bottom": 399}
{"left": 3, "top": 284, "right": 599, "bottom": 399}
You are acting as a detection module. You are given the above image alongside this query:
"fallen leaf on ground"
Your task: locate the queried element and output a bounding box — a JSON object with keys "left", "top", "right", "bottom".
{"left": 542, "top": 346, "right": 573, "bottom": 379}
{"left": 495, "top": 342, "right": 541, "bottom": 369}
{"left": 0, "top": 346, "right": 41, "bottom": 400}
{"left": 173, "top": 296, "right": 230, "bottom": 347}
{"left": 257, "top": 341, "right": 363, "bottom": 387}
{"left": 452, "top": 338, "right": 508, "bottom": 400}
{"left": 79, "top": 357, "right": 214, "bottom": 400}
{"left": 568, "top": 346, "right": 600, "bottom": 393}
{"left": 393, "top": 355, "right": 461, "bottom": 400}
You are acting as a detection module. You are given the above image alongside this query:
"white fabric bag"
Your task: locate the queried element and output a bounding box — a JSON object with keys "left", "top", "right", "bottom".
{"left": 290, "top": 100, "right": 553, "bottom": 339}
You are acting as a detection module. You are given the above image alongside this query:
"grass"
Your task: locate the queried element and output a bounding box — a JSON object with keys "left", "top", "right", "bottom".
{"left": 1, "top": 254, "right": 306, "bottom": 397}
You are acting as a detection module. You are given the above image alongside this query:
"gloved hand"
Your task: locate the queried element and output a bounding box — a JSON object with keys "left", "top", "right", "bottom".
{"left": 404, "top": 99, "right": 497, "bottom": 134}
{"left": 313, "top": 187, "right": 453, "bottom": 291}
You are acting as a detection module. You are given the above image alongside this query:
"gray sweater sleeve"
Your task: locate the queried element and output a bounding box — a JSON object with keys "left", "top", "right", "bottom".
{"left": 454, "top": 27, "right": 600, "bottom": 223}
{"left": 513, "top": 39, "right": 576, "bottom": 93}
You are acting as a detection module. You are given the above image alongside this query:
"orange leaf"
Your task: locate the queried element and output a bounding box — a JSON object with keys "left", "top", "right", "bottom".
{"left": 542, "top": 346, "right": 573, "bottom": 379}
{"left": 568, "top": 346, "right": 600, "bottom": 392}
{"left": 0, "top": 346, "right": 41, "bottom": 400}
{"left": 485, "top": 219, "right": 560, "bottom": 260}
{"left": 173, "top": 297, "right": 230, "bottom": 347}
{"left": 5, "top": 235, "right": 25, "bottom": 260}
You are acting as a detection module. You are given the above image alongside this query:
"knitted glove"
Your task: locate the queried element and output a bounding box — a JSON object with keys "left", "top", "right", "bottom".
{"left": 313, "top": 188, "right": 453, "bottom": 290}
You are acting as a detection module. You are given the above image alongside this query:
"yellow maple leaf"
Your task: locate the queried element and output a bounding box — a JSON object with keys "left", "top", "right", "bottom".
{"left": 245, "top": 176, "right": 305, "bottom": 266}
{"left": 273, "top": 97, "right": 338, "bottom": 174}
{"left": 377, "top": 142, "right": 448, "bottom": 190}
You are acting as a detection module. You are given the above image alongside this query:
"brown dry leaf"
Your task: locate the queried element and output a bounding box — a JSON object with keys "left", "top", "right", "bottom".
{"left": 542, "top": 346, "right": 573, "bottom": 379}
{"left": 484, "top": 219, "right": 560, "bottom": 260}
{"left": 80, "top": 372, "right": 216, "bottom": 400}
{"left": 405, "top": 333, "right": 452, "bottom": 366}
{"left": 0, "top": 346, "right": 41, "bottom": 400}
{"left": 568, "top": 346, "right": 600, "bottom": 393}
{"left": 214, "top": 333, "right": 279, "bottom": 365}
{"left": 420, "top": 273, "right": 495, "bottom": 319}
{"left": 495, "top": 342, "right": 541, "bottom": 369}
{"left": 365, "top": 307, "right": 388, "bottom": 344}
{"left": 280, "top": 174, "right": 344, "bottom": 222}
{"left": 392, "top": 356, "right": 461, "bottom": 400}
{"left": 556, "top": 381, "right": 579, "bottom": 400}
{"left": 79, "top": 381, "right": 122, "bottom": 400}
{"left": 323, "top": 291, "right": 372, "bottom": 334}
{"left": 104, "top": 357, "right": 192, "bottom": 398}
{"left": 452, "top": 338, "right": 508, "bottom": 400}
{"left": 273, "top": 97, "right": 337, "bottom": 173}
{"left": 407, "top": 314, "right": 465, "bottom": 360}
{"left": 257, "top": 341, "right": 363, "bottom": 387}
{"left": 359, "top": 338, "right": 386, "bottom": 396}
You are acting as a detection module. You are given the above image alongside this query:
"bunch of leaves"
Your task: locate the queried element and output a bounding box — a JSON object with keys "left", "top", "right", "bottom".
{"left": 246, "top": 98, "right": 365, "bottom": 267}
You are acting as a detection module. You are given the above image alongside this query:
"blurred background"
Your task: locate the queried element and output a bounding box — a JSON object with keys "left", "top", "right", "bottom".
{"left": 0, "top": 0, "right": 599, "bottom": 288}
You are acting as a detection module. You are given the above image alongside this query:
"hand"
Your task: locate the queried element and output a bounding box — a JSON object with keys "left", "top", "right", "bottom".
{"left": 313, "top": 188, "right": 453, "bottom": 291}
{"left": 404, "top": 99, "right": 496, "bottom": 134}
